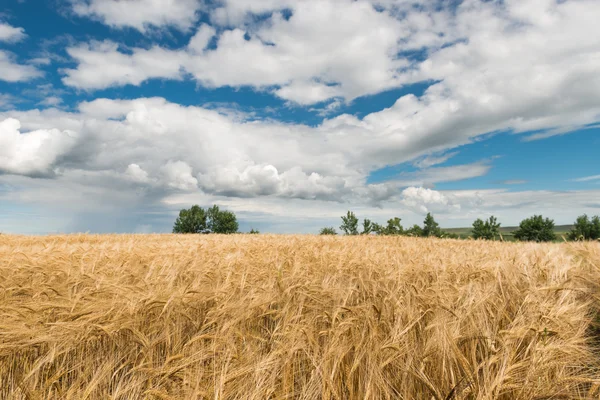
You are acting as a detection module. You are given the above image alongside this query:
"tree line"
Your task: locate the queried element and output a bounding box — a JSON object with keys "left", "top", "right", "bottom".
{"left": 320, "top": 212, "right": 600, "bottom": 242}
{"left": 173, "top": 204, "right": 600, "bottom": 241}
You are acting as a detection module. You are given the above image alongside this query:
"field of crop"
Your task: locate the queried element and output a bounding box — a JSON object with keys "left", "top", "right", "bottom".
{"left": 1, "top": 234, "right": 600, "bottom": 399}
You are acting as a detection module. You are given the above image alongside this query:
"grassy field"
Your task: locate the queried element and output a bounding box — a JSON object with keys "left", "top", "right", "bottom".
{"left": 1, "top": 234, "right": 599, "bottom": 399}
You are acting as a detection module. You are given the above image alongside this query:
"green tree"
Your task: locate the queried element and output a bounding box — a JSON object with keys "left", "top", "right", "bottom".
{"left": 422, "top": 213, "right": 442, "bottom": 237}
{"left": 207, "top": 205, "right": 239, "bottom": 234}
{"left": 405, "top": 224, "right": 423, "bottom": 237}
{"left": 361, "top": 218, "right": 374, "bottom": 235}
{"left": 249, "top": 228, "right": 260, "bottom": 234}
{"left": 471, "top": 216, "right": 501, "bottom": 240}
{"left": 374, "top": 217, "right": 403, "bottom": 235}
{"left": 568, "top": 214, "right": 600, "bottom": 241}
{"left": 172, "top": 205, "right": 207, "bottom": 233}
{"left": 385, "top": 217, "right": 403, "bottom": 235}
{"left": 340, "top": 211, "right": 359, "bottom": 235}
{"left": 319, "top": 227, "right": 337, "bottom": 235}
{"left": 513, "top": 215, "right": 556, "bottom": 242}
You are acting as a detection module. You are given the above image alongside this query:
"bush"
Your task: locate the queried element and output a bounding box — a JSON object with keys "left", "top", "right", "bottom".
{"left": 319, "top": 227, "right": 337, "bottom": 235}
{"left": 513, "top": 215, "right": 556, "bottom": 242}
{"left": 472, "top": 216, "right": 501, "bottom": 240}
{"left": 568, "top": 214, "right": 600, "bottom": 241}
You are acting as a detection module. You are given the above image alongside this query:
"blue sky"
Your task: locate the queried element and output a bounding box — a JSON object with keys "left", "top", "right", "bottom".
{"left": 0, "top": 0, "right": 599, "bottom": 234}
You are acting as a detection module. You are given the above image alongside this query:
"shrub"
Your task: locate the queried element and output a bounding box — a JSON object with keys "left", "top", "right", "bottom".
{"left": 319, "top": 227, "right": 337, "bottom": 235}
{"left": 513, "top": 215, "right": 556, "bottom": 242}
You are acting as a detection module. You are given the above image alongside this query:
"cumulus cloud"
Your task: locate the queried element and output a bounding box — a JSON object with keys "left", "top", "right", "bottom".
{"left": 60, "top": 0, "right": 600, "bottom": 145}
{"left": 400, "top": 187, "right": 461, "bottom": 214}
{"left": 0, "top": 22, "right": 26, "bottom": 42}
{"left": 63, "top": 0, "right": 408, "bottom": 102}
{"left": 161, "top": 161, "right": 198, "bottom": 191}
{"left": 124, "top": 163, "right": 150, "bottom": 184}
{"left": 0, "top": 118, "right": 77, "bottom": 176}
{"left": 71, "top": 0, "right": 202, "bottom": 32}
{"left": 0, "top": 51, "right": 42, "bottom": 82}
{"left": 1, "top": 97, "right": 482, "bottom": 203}
{"left": 63, "top": 41, "right": 186, "bottom": 90}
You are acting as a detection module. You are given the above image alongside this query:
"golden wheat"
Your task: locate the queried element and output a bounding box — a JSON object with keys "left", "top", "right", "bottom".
{"left": 0, "top": 234, "right": 599, "bottom": 399}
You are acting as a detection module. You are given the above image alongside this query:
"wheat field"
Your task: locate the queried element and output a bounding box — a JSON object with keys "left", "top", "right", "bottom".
{"left": 0, "top": 234, "right": 599, "bottom": 399}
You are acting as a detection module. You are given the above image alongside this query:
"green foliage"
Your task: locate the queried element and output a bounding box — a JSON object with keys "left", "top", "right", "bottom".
{"left": 422, "top": 213, "right": 442, "bottom": 237}
{"left": 207, "top": 205, "right": 239, "bottom": 234}
{"left": 249, "top": 228, "right": 260, "bottom": 234}
{"left": 471, "top": 216, "right": 501, "bottom": 240}
{"left": 513, "top": 215, "right": 556, "bottom": 242}
{"left": 319, "top": 227, "right": 337, "bottom": 235}
{"left": 172, "top": 205, "right": 207, "bottom": 234}
{"left": 405, "top": 224, "right": 423, "bottom": 237}
{"left": 173, "top": 205, "right": 238, "bottom": 234}
{"left": 374, "top": 217, "right": 403, "bottom": 235}
{"left": 340, "top": 211, "right": 359, "bottom": 235}
{"left": 361, "top": 219, "right": 374, "bottom": 235}
{"left": 568, "top": 214, "right": 600, "bottom": 241}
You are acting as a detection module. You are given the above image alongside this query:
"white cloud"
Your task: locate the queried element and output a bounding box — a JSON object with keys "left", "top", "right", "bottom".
{"left": 63, "top": 0, "right": 408, "bottom": 101}
{"left": 573, "top": 174, "right": 600, "bottom": 182}
{"left": 38, "top": 96, "right": 63, "bottom": 107}
{"left": 63, "top": 41, "right": 186, "bottom": 90}
{"left": 413, "top": 152, "right": 459, "bottom": 169}
{"left": 390, "top": 162, "right": 492, "bottom": 187}
{"left": 161, "top": 160, "right": 198, "bottom": 191}
{"left": 0, "top": 118, "right": 77, "bottom": 176}
{"left": 124, "top": 163, "right": 150, "bottom": 183}
{"left": 400, "top": 186, "right": 461, "bottom": 214}
{"left": 71, "top": 0, "right": 202, "bottom": 32}
{"left": 61, "top": 0, "right": 600, "bottom": 145}
{"left": 274, "top": 81, "right": 343, "bottom": 106}
{"left": 0, "top": 51, "right": 42, "bottom": 82}
{"left": 0, "top": 22, "right": 26, "bottom": 42}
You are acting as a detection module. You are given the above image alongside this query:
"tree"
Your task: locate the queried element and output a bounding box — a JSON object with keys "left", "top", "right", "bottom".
{"left": 422, "top": 213, "right": 442, "bottom": 237}
{"left": 173, "top": 205, "right": 207, "bottom": 233}
{"left": 385, "top": 217, "right": 403, "bottom": 235}
{"left": 374, "top": 217, "right": 403, "bottom": 235}
{"left": 207, "top": 205, "right": 239, "bottom": 234}
{"left": 405, "top": 224, "right": 423, "bottom": 237}
{"left": 513, "top": 215, "right": 556, "bottom": 242}
{"left": 249, "top": 228, "right": 260, "bottom": 234}
{"left": 568, "top": 214, "right": 600, "bottom": 241}
{"left": 471, "top": 216, "right": 501, "bottom": 240}
{"left": 320, "top": 227, "right": 337, "bottom": 235}
{"left": 361, "top": 218, "right": 374, "bottom": 235}
{"left": 340, "top": 211, "right": 359, "bottom": 235}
